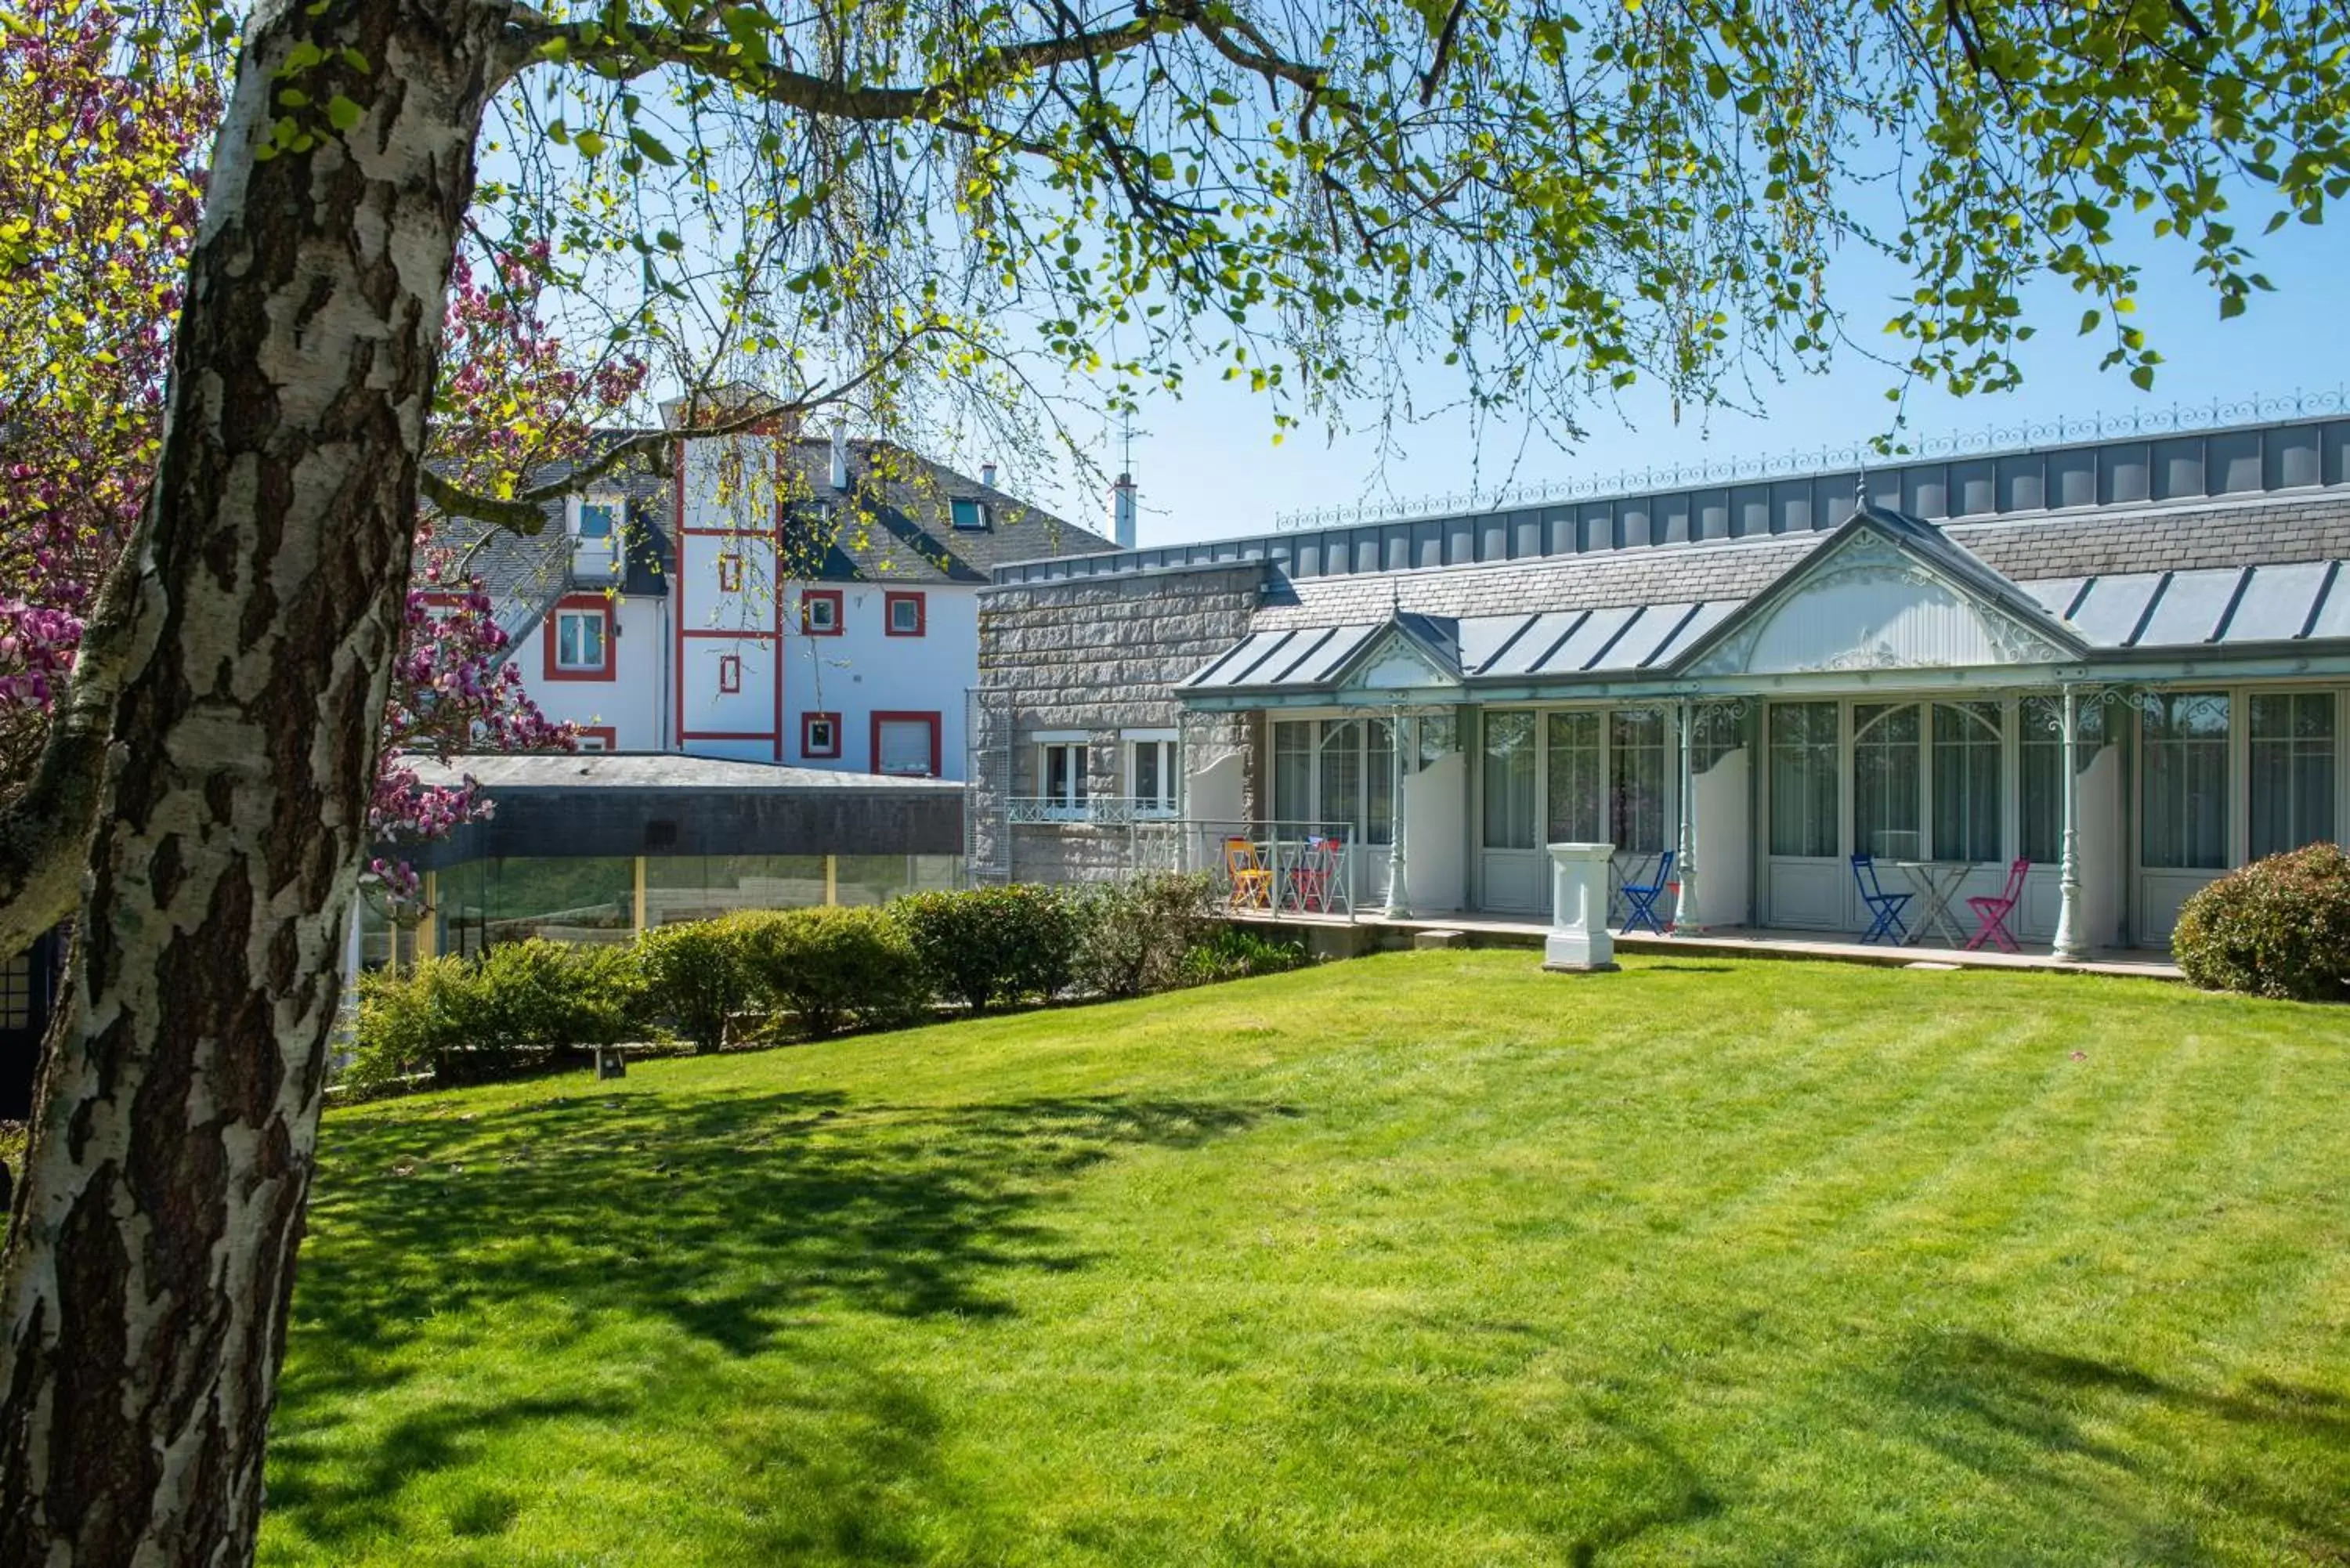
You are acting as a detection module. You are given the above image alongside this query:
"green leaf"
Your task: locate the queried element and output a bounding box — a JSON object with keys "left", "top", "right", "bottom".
{"left": 629, "top": 128, "right": 678, "bottom": 168}
{"left": 326, "top": 95, "right": 363, "bottom": 133}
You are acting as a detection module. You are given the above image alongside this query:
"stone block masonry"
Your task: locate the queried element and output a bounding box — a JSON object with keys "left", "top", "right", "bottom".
{"left": 977, "top": 563, "right": 1267, "bottom": 884}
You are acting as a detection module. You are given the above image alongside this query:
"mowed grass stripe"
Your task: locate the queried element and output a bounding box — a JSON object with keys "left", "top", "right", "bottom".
{"left": 261, "top": 952, "right": 2350, "bottom": 1568}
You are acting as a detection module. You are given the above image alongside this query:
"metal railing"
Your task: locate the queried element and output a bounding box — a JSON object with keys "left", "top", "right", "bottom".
{"left": 1272, "top": 385, "right": 2350, "bottom": 532}
{"left": 1129, "top": 818, "right": 1358, "bottom": 919}
{"left": 1006, "top": 795, "right": 1180, "bottom": 826}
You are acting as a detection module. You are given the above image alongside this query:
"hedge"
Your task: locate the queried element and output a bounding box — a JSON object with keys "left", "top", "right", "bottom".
{"left": 345, "top": 873, "right": 1312, "bottom": 1092}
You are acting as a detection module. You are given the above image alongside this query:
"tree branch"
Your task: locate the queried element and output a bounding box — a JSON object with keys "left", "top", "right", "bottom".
{"left": 500, "top": 2, "right": 1324, "bottom": 118}
{"left": 420, "top": 326, "right": 947, "bottom": 531}
{"left": 0, "top": 541, "right": 147, "bottom": 959}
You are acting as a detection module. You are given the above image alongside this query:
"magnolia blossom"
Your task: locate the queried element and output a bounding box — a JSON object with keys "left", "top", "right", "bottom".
{"left": 1, "top": 1, "right": 646, "bottom": 919}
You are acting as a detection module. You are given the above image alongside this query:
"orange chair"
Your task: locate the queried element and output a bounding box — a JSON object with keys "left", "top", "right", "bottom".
{"left": 1223, "top": 837, "right": 1274, "bottom": 910}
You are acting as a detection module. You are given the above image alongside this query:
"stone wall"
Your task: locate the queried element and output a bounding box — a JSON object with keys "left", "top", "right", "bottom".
{"left": 974, "top": 563, "right": 1266, "bottom": 883}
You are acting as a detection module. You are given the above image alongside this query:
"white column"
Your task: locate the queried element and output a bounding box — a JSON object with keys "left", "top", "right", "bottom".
{"left": 1673, "top": 699, "right": 1702, "bottom": 936}
{"left": 1543, "top": 842, "right": 1618, "bottom": 971}
{"left": 1384, "top": 712, "right": 1409, "bottom": 918}
{"left": 2052, "top": 685, "right": 2086, "bottom": 961}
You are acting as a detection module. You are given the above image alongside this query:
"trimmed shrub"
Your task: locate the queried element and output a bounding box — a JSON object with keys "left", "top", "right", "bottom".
{"left": 636, "top": 915, "right": 761, "bottom": 1052}
{"left": 734, "top": 906, "right": 930, "bottom": 1039}
{"left": 895, "top": 884, "right": 1081, "bottom": 1011}
{"left": 347, "top": 941, "right": 651, "bottom": 1091}
{"left": 1177, "top": 926, "right": 1311, "bottom": 987}
{"left": 2173, "top": 843, "right": 2350, "bottom": 1000}
{"left": 1073, "top": 872, "right": 1218, "bottom": 999}
{"left": 348, "top": 954, "right": 475, "bottom": 1093}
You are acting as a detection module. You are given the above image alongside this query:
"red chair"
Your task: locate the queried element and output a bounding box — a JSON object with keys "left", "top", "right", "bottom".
{"left": 1285, "top": 836, "right": 1343, "bottom": 913}
{"left": 1964, "top": 858, "right": 2031, "bottom": 952}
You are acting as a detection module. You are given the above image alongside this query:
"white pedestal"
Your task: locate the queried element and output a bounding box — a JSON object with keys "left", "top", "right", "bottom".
{"left": 1543, "top": 842, "right": 1618, "bottom": 972}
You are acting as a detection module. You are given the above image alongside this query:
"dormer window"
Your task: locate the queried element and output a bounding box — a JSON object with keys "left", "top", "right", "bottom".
{"left": 573, "top": 497, "right": 621, "bottom": 539}
{"left": 949, "top": 497, "right": 991, "bottom": 531}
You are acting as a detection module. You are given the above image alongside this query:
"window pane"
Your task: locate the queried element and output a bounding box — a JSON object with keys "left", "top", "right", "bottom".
{"left": 2142, "top": 692, "right": 2230, "bottom": 869}
{"left": 1692, "top": 704, "right": 1744, "bottom": 773}
{"left": 2249, "top": 692, "right": 2335, "bottom": 858}
{"left": 1853, "top": 703, "right": 1921, "bottom": 860}
{"left": 1932, "top": 702, "right": 2003, "bottom": 862}
{"left": 1768, "top": 703, "right": 1838, "bottom": 858}
{"left": 577, "top": 502, "right": 615, "bottom": 539}
{"left": 1482, "top": 710, "right": 1536, "bottom": 851}
{"left": 1365, "top": 720, "right": 1394, "bottom": 845}
{"left": 1273, "top": 721, "right": 1312, "bottom": 825}
{"left": 559, "top": 612, "right": 604, "bottom": 668}
{"left": 2019, "top": 697, "right": 2109, "bottom": 863}
{"left": 1545, "top": 711, "right": 1602, "bottom": 844}
{"left": 877, "top": 721, "right": 933, "bottom": 775}
{"left": 1318, "top": 720, "right": 1361, "bottom": 835}
{"left": 1133, "top": 742, "right": 1159, "bottom": 806}
{"left": 1610, "top": 710, "right": 1668, "bottom": 854}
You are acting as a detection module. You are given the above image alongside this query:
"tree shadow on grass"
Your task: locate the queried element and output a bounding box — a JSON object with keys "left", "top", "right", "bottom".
{"left": 265, "top": 1088, "right": 1260, "bottom": 1561}
{"left": 1882, "top": 1330, "right": 2350, "bottom": 1562}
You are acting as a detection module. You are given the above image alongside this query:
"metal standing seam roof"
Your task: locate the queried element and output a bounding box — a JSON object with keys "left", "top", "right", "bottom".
{"left": 2019, "top": 560, "right": 2350, "bottom": 649}
{"left": 1180, "top": 598, "right": 1751, "bottom": 692}
{"left": 1184, "top": 562, "right": 2350, "bottom": 693}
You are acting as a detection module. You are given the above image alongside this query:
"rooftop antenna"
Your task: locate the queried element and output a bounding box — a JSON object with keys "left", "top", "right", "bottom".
{"left": 1109, "top": 409, "right": 1140, "bottom": 549}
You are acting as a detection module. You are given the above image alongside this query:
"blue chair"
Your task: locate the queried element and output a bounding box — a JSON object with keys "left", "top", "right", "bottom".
{"left": 1851, "top": 854, "right": 1911, "bottom": 945}
{"left": 1619, "top": 851, "right": 1676, "bottom": 935}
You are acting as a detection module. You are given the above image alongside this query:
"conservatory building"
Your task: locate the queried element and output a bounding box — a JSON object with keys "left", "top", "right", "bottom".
{"left": 973, "top": 411, "right": 2350, "bottom": 952}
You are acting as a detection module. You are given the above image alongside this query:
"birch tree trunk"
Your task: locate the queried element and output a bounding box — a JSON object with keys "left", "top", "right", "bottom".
{"left": 0, "top": 3, "right": 504, "bottom": 1562}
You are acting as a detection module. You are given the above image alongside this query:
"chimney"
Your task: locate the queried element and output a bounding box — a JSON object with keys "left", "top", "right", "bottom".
{"left": 1110, "top": 471, "right": 1138, "bottom": 550}
{"left": 829, "top": 421, "right": 850, "bottom": 490}
{"left": 980, "top": 461, "right": 997, "bottom": 489}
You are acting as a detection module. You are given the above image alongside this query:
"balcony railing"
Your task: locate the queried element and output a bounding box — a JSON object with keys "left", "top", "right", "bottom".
{"left": 1006, "top": 796, "right": 1178, "bottom": 826}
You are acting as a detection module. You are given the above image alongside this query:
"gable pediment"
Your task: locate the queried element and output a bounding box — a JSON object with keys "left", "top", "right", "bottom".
{"left": 1338, "top": 627, "right": 1462, "bottom": 692}
{"left": 1684, "top": 526, "right": 2076, "bottom": 678}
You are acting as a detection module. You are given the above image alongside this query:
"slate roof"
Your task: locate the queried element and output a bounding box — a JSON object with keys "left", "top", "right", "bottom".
{"left": 1249, "top": 491, "right": 2350, "bottom": 632}
{"left": 1184, "top": 500, "right": 2350, "bottom": 695}
{"left": 426, "top": 434, "right": 1116, "bottom": 601}
{"left": 423, "top": 435, "right": 674, "bottom": 617}
{"left": 782, "top": 439, "right": 1117, "bottom": 585}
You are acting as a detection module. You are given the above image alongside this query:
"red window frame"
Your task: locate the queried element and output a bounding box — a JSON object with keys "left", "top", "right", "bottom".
{"left": 801, "top": 588, "right": 844, "bottom": 637}
{"left": 573, "top": 725, "right": 618, "bottom": 753}
{"left": 801, "top": 710, "right": 842, "bottom": 759}
{"left": 716, "top": 551, "right": 743, "bottom": 592}
{"left": 884, "top": 590, "right": 927, "bottom": 638}
{"left": 870, "top": 710, "right": 942, "bottom": 779}
{"left": 718, "top": 652, "right": 743, "bottom": 695}
{"left": 543, "top": 594, "right": 616, "bottom": 683}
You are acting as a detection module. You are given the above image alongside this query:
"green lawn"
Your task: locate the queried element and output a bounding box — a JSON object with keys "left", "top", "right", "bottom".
{"left": 261, "top": 952, "right": 2350, "bottom": 1566}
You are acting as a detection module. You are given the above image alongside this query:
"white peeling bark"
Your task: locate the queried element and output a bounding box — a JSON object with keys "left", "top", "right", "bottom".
{"left": 0, "top": 4, "right": 510, "bottom": 1563}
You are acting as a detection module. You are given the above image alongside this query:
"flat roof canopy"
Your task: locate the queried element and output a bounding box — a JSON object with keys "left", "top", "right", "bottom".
{"left": 389, "top": 753, "right": 964, "bottom": 869}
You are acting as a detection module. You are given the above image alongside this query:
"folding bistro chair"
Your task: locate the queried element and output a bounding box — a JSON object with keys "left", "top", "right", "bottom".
{"left": 1964, "top": 858, "right": 2031, "bottom": 952}
{"left": 1851, "top": 854, "right": 1911, "bottom": 945}
{"left": 1285, "top": 836, "right": 1343, "bottom": 913}
{"left": 1223, "top": 837, "right": 1274, "bottom": 911}
{"left": 1618, "top": 850, "right": 1676, "bottom": 936}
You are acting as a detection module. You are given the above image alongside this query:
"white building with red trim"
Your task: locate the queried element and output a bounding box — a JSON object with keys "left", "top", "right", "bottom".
{"left": 437, "top": 425, "right": 1115, "bottom": 780}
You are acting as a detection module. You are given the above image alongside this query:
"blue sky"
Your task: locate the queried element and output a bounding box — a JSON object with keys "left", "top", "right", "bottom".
{"left": 1079, "top": 217, "right": 2350, "bottom": 549}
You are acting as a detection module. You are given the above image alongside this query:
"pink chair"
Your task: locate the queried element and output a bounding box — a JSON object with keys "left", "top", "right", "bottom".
{"left": 1964, "top": 858, "right": 2031, "bottom": 952}
{"left": 1284, "top": 837, "right": 1343, "bottom": 913}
